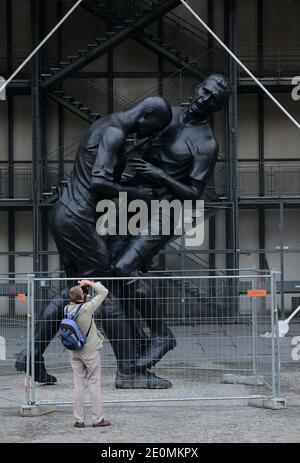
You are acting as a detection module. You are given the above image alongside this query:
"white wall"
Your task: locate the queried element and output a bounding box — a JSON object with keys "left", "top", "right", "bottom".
{"left": 0, "top": 211, "right": 8, "bottom": 275}
{"left": 0, "top": 99, "right": 8, "bottom": 161}
{"left": 237, "top": 95, "right": 258, "bottom": 160}
{"left": 48, "top": 231, "right": 60, "bottom": 274}
{"left": 264, "top": 95, "right": 300, "bottom": 159}
{"left": 0, "top": 211, "right": 8, "bottom": 315}
{"left": 14, "top": 211, "right": 33, "bottom": 276}
{"left": 13, "top": 96, "right": 32, "bottom": 161}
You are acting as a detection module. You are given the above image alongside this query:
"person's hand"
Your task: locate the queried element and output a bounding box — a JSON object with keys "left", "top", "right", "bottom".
{"left": 129, "top": 158, "right": 167, "bottom": 184}
{"left": 78, "top": 279, "right": 94, "bottom": 287}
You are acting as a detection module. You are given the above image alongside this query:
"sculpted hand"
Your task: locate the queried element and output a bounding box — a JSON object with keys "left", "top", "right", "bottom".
{"left": 129, "top": 158, "right": 166, "bottom": 184}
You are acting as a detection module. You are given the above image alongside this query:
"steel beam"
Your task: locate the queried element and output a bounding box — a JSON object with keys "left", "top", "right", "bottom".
{"left": 41, "top": 0, "right": 181, "bottom": 88}
{"left": 45, "top": 90, "right": 94, "bottom": 123}
{"left": 133, "top": 35, "right": 206, "bottom": 80}
{"left": 31, "top": 0, "right": 42, "bottom": 274}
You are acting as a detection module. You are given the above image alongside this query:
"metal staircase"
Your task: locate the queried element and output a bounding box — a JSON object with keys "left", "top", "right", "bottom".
{"left": 45, "top": 89, "right": 100, "bottom": 123}
{"left": 79, "top": 0, "right": 216, "bottom": 80}
{"left": 41, "top": 0, "right": 181, "bottom": 89}
{"left": 41, "top": 0, "right": 186, "bottom": 122}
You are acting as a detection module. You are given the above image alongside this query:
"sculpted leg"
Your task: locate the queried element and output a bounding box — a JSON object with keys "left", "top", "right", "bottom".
{"left": 112, "top": 246, "right": 176, "bottom": 372}
{"left": 15, "top": 286, "right": 70, "bottom": 384}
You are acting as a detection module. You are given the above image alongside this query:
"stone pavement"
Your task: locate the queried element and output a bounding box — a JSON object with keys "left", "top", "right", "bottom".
{"left": 0, "top": 323, "right": 299, "bottom": 442}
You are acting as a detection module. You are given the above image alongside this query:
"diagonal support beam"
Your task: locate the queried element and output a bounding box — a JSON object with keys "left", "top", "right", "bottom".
{"left": 80, "top": 0, "right": 205, "bottom": 81}
{"left": 134, "top": 34, "right": 206, "bottom": 80}
{"left": 180, "top": 0, "right": 300, "bottom": 130}
{"left": 0, "top": 0, "right": 83, "bottom": 94}
{"left": 44, "top": 91, "right": 94, "bottom": 123}
{"left": 42, "top": 0, "right": 181, "bottom": 89}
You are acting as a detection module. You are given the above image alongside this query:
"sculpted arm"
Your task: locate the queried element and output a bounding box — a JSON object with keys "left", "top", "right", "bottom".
{"left": 90, "top": 128, "right": 154, "bottom": 200}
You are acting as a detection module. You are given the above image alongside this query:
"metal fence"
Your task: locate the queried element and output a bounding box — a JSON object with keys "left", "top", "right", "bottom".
{"left": 0, "top": 277, "right": 30, "bottom": 407}
{"left": 0, "top": 271, "right": 281, "bottom": 409}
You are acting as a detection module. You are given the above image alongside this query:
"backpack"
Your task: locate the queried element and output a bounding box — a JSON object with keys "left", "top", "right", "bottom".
{"left": 58, "top": 303, "right": 92, "bottom": 351}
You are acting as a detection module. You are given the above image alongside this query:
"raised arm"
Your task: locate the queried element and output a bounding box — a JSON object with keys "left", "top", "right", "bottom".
{"left": 90, "top": 127, "right": 155, "bottom": 200}
{"left": 78, "top": 280, "right": 108, "bottom": 315}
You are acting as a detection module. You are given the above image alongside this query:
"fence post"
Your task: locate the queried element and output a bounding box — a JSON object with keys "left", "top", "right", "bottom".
{"left": 28, "top": 274, "right": 36, "bottom": 405}
{"left": 251, "top": 271, "right": 257, "bottom": 377}
{"left": 25, "top": 275, "right": 32, "bottom": 405}
{"left": 248, "top": 271, "right": 286, "bottom": 409}
{"left": 271, "top": 270, "right": 281, "bottom": 398}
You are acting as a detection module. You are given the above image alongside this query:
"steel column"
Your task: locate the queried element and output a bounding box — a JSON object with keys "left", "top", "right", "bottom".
{"left": 257, "top": 0, "right": 264, "bottom": 77}
{"left": 258, "top": 91, "right": 266, "bottom": 270}
{"left": 279, "top": 200, "right": 285, "bottom": 318}
{"left": 31, "top": 0, "right": 42, "bottom": 274}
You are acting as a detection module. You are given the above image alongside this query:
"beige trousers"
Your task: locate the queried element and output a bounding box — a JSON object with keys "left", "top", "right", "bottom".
{"left": 70, "top": 349, "right": 104, "bottom": 424}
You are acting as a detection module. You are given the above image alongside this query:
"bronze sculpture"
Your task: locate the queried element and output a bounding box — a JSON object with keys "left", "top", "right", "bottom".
{"left": 16, "top": 76, "right": 232, "bottom": 388}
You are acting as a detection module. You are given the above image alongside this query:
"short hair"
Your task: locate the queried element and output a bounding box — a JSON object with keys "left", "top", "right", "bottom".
{"left": 195, "top": 74, "right": 233, "bottom": 102}
{"left": 69, "top": 285, "right": 83, "bottom": 303}
{"left": 139, "top": 96, "right": 172, "bottom": 126}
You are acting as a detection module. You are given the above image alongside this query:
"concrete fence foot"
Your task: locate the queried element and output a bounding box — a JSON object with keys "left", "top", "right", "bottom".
{"left": 248, "top": 398, "right": 287, "bottom": 410}
{"left": 20, "top": 404, "right": 56, "bottom": 416}
{"left": 222, "top": 374, "right": 264, "bottom": 386}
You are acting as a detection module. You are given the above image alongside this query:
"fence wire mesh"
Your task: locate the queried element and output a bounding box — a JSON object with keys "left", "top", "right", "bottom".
{"left": 0, "top": 272, "right": 280, "bottom": 407}
{"left": 0, "top": 278, "right": 29, "bottom": 407}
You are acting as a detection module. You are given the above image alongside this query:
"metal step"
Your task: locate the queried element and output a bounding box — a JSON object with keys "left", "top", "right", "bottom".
{"left": 50, "top": 67, "right": 61, "bottom": 72}
{"left": 96, "top": 37, "right": 106, "bottom": 44}
{"left": 59, "top": 61, "right": 70, "bottom": 66}
{"left": 78, "top": 49, "right": 88, "bottom": 55}
{"left": 62, "top": 95, "right": 74, "bottom": 102}
{"left": 124, "top": 19, "right": 134, "bottom": 26}
{"left": 41, "top": 73, "right": 52, "bottom": 78}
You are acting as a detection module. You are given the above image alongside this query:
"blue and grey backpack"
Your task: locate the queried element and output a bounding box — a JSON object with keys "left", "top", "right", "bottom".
{"left": 58, "top": 304, "right": 92, "bottom": 351}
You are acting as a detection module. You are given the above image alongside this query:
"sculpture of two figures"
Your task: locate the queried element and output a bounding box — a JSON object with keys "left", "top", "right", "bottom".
{"left": 16, "top": 75, "right": 232, "bottom": 388}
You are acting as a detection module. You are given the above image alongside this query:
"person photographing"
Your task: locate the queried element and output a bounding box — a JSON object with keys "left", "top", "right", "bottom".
{"left": 65, "top": 279, "right": 110, "bottom": 428}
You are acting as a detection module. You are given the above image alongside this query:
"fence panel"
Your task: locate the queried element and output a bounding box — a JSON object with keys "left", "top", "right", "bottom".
{"left": 0, "top": 278, "right": 30, "bottom": 407}
{"left": 28, "top": 272, "right": 279, "bottom": 406}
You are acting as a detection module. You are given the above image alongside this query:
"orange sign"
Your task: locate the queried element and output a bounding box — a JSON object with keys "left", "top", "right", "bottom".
{"left": 17, "top": 293, "right": 26, "bottom": 301}
{"left": 247, "top": 289, "right": 267, "bottom": 297}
